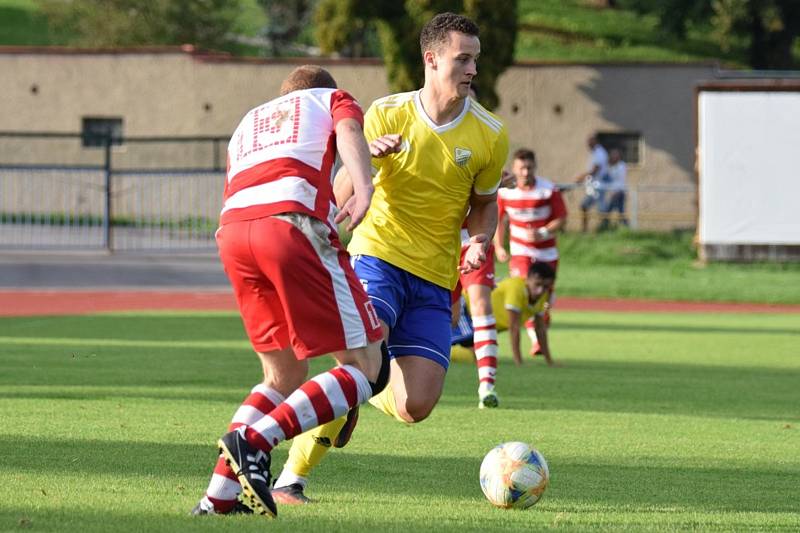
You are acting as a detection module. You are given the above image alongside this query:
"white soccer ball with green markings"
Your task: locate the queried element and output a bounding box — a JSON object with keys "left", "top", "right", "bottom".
{"left": 479, "top": 441, "right": 549, "bottom": 509}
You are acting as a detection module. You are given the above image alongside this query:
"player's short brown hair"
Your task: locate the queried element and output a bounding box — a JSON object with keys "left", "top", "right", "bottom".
{"left": 513, "top": 148, "right": 536, "bottom": 162}
{"left": 419, "top": 12, "right": 479, "bottom": 56}
{"left": 280, "top": 65, "right": 337, "bottom": 96}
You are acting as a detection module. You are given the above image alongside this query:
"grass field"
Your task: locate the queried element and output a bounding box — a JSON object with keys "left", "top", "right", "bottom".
{"left": 1, "top": 309, "right": 798, "bottom": 531}
{"left": 553, "top": 230, "right": 800, "bottom": 304}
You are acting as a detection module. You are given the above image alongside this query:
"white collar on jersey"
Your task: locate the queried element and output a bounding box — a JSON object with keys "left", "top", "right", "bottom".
{"left": 413, "top": 89, "right": 471, "bottom": 133}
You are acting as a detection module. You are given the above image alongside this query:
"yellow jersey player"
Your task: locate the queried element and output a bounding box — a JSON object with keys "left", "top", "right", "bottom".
{"left": 271, "top": 12, "right": 509, "bottom": 504}
{"left": 452, "top": 261, "right": 558, "bottom": 368}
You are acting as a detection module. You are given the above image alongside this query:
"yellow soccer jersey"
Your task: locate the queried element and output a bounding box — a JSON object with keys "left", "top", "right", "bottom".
{"left": 348, "top": 90, "right": 509, "bottom": 289}
{"left": 489, "top": 277, "right": 549, "bottom": 331}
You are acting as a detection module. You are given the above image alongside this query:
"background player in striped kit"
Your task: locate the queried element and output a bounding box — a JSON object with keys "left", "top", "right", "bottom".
{"left": 494, "top": 148, "right": 566, "bottom": 360}
{"left": 192, "top": 65, "right": 389, "bottom": 518}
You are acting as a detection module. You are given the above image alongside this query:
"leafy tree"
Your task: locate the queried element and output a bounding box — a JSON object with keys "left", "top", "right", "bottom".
{"left": 621, "top": 0, "right": 800, "bottom": 69}
{"left": 257, "top": 0, "right": 317, "bottom": 56}
{"left": 37, "top": 0, "right": 241, "bottom": 50}
{"left": 315, "top": 0, "right": 517, "bottom": 109}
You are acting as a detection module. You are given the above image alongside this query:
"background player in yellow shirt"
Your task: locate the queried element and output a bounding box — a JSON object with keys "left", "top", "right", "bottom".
{"left": 452, "top": 261, "right": 558, "bottom": 368}
{"left": 271, "top": 12, "right": 509, "bottom": 504}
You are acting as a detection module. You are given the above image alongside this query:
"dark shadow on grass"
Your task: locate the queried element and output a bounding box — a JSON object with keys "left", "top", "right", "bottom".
{"left": 2, "top": 356, "right": 798, "bottom": 422}
{"left": 1, "top": 435, "right": 797, "bottom": 517}
{"left": 441, "top": 359, "right": 800, "bottom": 422}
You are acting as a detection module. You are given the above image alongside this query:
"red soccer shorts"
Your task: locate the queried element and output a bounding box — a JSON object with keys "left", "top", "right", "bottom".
{"left": 509, "top": 255, "right": 559, "bottom": 281}
{"left": 216, "top": 214, "right": 382, "bottom": 358}
{"left": 451, "top": 243, "right": 496, "bottom": 304}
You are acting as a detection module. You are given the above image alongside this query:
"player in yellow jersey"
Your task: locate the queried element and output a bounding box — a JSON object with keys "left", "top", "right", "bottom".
{"left": 452, "top": 262, "right": 558, "bottom": 368}
{"left": 270, "top": 12, "right": 509, "bottom": 503}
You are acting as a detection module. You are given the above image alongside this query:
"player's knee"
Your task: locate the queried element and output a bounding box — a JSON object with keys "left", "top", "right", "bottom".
{"left": 395, "top": 396, "right": 435, "bottom": 423}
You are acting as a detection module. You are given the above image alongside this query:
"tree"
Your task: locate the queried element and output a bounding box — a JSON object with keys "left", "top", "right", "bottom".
{"left": 37, "top": 0, "right": 241, "bottom": 50}
{"left": 257, "top": 0, "right": 317, "bottom": 57}
{"left": 712, "top": 0, "right": 800, "bottom": 69}
{"left": 315, "top": 0, "right": 517, "bottom": 110}
{"left": 622, "top": 0, "right": 800, "bottom": 69}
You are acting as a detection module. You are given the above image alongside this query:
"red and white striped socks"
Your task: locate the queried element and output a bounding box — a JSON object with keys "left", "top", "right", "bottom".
{"left": 202, "top": 365, "right": 371, "bottom": 513}
{"left": 472, "top": 314, "right": 498, "bottom": 392}
{"left": 203, "top": 383, "right": 285, "bottom": 513}
{"left": 244, "top": 365, "right": 372, "bottom": 452}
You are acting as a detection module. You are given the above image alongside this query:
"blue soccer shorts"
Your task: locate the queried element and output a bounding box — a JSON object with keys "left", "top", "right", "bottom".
{"left": 451, "top": 296, "right": 475, "bottom": 346}
{"left": 351, "top": 255, "right": 452, "bottom": 369}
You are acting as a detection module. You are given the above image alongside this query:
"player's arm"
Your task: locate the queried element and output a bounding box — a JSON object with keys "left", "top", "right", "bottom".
{"left": 507, "top": 308, "right": 523, "bottom": 366}
{"left": 334, "top": 133, "right": 402, "bottom": 211}
{"left": 463, "top": 128, "right": 508, "bottom": 273}
{"left": 533, "top": 190, "right": 568, "bottom": 242}
{"left": 494, "top": 195, "right": 509, "bottom": 262}
{"left": 534, "top": 312, "right": 556, "bottom": 367}
{"left": 333, "top": 118, "right": 374, "bottom": 231}
{"left": 461, "top": 191, "right": 497, "bottom": 274}
{"left": 333, "top": 166, "right": 354, "bottom": 209}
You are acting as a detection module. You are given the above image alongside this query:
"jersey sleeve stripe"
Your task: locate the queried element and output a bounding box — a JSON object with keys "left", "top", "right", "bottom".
{"left": 470, "top": 104, "right": 503, "bottom": 129}
{"left": 469, "top": 106, "right": 503, "bottom": 132}
{"left": 372, "top": 91, "right": 415, "bottom": 108}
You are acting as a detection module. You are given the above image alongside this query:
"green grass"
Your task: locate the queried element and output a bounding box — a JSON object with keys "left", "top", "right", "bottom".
{"left": 515, "top": 0, "right": 752, "bottom": 65}
{"left": 6, "top": 0, "right": 795, "bottom": 66}
{"left": 514, "top": 229, "right": 800, "bottom": 304}
{"left": 1, "top": 310, "right": 798, "bottom": 531}
{"left": 0, "top": 0, "right": 53, "bottom": 45}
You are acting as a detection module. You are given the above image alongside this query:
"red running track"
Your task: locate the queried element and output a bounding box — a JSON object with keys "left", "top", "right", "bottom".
{"left": 0, "top": 290, "right": 799, "bottom": 316}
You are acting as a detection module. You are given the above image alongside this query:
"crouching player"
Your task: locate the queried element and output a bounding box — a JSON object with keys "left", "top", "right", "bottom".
{"left": 452, "top": 262, "right": 558, "bottom": 368}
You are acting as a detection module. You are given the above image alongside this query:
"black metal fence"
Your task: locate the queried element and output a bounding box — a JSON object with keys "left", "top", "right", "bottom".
{"left": 0, "top": 132, "right": 227, "bottom": 252}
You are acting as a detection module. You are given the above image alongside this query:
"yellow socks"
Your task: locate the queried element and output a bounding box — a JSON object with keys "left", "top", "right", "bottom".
{"left": 368, "top": 383, "right": 407, "bottom": 422}
{"left": 281, "top": 416, "right": 346, "bottom": 478}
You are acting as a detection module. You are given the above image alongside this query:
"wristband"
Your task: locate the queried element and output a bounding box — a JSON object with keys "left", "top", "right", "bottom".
{"left": 535, "top": 227, "right": 552, "bottom": 240}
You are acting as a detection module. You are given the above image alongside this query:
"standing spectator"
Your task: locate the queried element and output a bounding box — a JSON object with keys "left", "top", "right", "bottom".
{"left": 494, "top": 148, "right": 566, "bottom": 359}
{"left": 192, "top": 65, "right": 389, "bottom": 517}
{"left": 599, "top": 148, "right": 628, "bottom": 230}
{"left": 573, "top": 134, "right": 609, "bottom": 232}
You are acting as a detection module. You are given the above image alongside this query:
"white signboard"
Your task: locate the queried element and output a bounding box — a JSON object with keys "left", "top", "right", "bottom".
{"left": 698, "top": 90, "right": 800, "bottom": 245}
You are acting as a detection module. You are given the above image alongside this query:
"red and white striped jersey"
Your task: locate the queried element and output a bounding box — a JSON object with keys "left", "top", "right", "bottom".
{"left": 497, "top": 177, "right": 567, "bottom": 262}
{"left": 221, "top": 88, "right": 363, "bottom": 227}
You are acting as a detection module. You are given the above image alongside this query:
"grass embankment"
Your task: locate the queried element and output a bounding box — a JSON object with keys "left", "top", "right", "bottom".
{"left": 6, "top": 0, "right": 793, "bottom": 66}
{"left": 524, "top": 229, "right": 800, "bottom": 304}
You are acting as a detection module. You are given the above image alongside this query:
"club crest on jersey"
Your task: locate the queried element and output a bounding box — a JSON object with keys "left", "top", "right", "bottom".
{"left": 455, "top": 147, "right": 472, "bottom": 166}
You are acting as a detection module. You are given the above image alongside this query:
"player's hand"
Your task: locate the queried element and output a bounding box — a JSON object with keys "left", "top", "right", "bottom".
{"left": 526, "top": 226, "right": 552, "bottom": 242}
{"left": 334, "top": 184, "right": 374, "bottom": 231}
{"left": 500, "top": 170, "right": 515, "bottom": 188}
{"left": 495, "top": 246, "right": 509, "bottom": 263}
{"left": 459, "top": 234, "right": 489, "bottom": 274}
{"left": 369, "top": 134, "right": 402, "bottom": 158}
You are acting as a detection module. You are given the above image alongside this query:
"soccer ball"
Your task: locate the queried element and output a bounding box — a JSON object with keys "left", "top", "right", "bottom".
{"left": 479, "top": 441, "right": 549, "bottom": 509}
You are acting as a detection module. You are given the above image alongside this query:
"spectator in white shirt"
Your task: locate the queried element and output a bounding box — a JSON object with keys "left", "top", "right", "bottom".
{"left": 572, "top": 134, "right": 609, "bottom": 232}
{"left": 600, "top": 148, "right": 628, "bottom": 230}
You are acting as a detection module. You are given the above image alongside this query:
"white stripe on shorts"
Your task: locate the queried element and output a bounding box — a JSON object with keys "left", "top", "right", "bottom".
{"left": 389, "top": 343, "right": 449, "bottom": 367}
{"left": 274, "top": 213, "right": 368, "bottom": 349}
